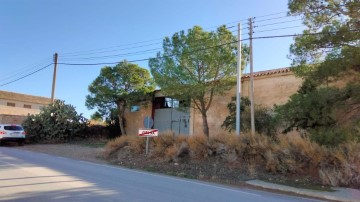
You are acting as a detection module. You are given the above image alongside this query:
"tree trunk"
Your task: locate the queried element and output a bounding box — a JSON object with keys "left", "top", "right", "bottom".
{"left": 117, "top": 100, "right": 127, "bottom": 135}
{"left": 201, "top": 111, "right": 210, "bottom": 138}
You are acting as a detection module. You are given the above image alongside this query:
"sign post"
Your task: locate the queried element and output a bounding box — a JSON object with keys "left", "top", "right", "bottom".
{"left": 139, "top": 116, "right": 156, "bottom": 155}
{"left": 138, "top": 129, "right": 158, "bottom": 155}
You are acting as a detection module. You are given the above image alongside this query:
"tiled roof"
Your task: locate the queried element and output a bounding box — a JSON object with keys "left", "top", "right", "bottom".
{"left": 0, "top": 90, "right": 51, "bottom": 105}
{"left": 242, "top": 67, "right": 291, "bottom": 78}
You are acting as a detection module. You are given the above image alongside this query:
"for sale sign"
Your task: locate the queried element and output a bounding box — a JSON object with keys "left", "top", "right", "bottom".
{"left": 138, "top": 129, "right": 158, "bottom": 137}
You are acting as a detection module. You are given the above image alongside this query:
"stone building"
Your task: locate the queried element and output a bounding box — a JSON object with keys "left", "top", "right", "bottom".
{"left": 0, "top": 90, "right": 51, "bottom": 124}
{"left": 124, "top": 68, "right": 303, "bottom": 136}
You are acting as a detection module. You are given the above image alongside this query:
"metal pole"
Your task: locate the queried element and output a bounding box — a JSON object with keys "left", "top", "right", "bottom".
{"left": 236, "top": 23, "right": 242, "bottom": 135}
{"left": 146, "top": 116, "right": 150, "bottom": 155}
{"left": 249, "top": 18, "right": 256, "bottom": 135}
{"left": 51, "top": 53, "right": 58, "bottom": 103}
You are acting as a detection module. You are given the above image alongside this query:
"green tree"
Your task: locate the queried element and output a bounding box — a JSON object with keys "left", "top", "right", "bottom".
{"left": 275, "top": 0, "right": 360, "bottom": 146}
{"left": 288, "top": 0, "right": 360, "bottom": 83}
{"left": 22, "top": 100, "right": 88, "bottom": 143}
{"left": 149, "top": 25, "right": 249, "bottom": 137}
{"left": 86, "top": 61, "right": 155, "bottom": 135}
{"left": 275, "top": 86, "right": 340, "bottom": 132}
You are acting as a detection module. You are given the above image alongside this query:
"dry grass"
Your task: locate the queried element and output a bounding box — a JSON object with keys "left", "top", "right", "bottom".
{"left": 151, "top": 131, "right": 175, "bottom": 157}
{"left": 103, "top": 132, "right": 360, "bottom": 188}
{"left": 103, "top": 136, "right": 131, "bottom": 158}
{"left": 187, "top": 135, "right": 209, "bottom": 159}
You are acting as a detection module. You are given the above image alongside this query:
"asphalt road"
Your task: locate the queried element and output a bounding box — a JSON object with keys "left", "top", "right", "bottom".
{"left": 0, "top": 147, "right": 323, "bottom": 202}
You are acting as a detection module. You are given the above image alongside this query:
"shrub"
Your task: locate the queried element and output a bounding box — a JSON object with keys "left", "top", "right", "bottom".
{"left": 22, "top": 100, "right": 88, "bottom": 143}
{"left": 309, "top": 127, "right": 348, "bottom": 147}
{"left": 222, "top": 97, "right": 277, "bottom": 136}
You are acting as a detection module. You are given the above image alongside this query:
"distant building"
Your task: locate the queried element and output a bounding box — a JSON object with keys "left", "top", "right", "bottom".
{"left": 0, "top": 90, "right": 51, "bottom": 124}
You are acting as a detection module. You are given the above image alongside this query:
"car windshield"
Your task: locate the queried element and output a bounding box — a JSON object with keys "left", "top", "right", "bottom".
{"left": 4, "top": 126, "right": 23, "bottom": 131}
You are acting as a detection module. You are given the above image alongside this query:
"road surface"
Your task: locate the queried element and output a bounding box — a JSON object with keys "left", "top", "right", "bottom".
{"left": 0, "top": 147, "right": 322, "bottom": 202}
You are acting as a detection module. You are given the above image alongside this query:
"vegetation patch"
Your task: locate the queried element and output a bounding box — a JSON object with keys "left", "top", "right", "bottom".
{"left": 103, "top": 132, "right": 360, "bottom": 189}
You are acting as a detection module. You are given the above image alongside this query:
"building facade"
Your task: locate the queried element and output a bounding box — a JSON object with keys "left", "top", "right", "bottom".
{"left": 0, "top": 90, "right": 51, "bottom": 124}
{"left": 124, "top": 68, "right": 303, "bottom": 136}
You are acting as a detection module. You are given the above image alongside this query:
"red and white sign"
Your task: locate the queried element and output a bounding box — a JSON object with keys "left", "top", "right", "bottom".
{"left": 138, "top": 129, "right": 158, "bottom": 137}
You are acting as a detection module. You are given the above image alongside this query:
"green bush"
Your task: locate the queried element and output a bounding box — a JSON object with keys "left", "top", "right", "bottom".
{"left": 309, "top": 127, "right": 348, "bottom": 147}
{"left": 222, "top": 97, "right": 277, "bottom": 136}
{"left": 22, "top": 100, "right": 88, "bottom": 143}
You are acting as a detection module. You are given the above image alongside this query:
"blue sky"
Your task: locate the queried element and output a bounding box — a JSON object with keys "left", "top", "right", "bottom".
{"left": 0, "top": 0, "right": 305, "bottom": 118}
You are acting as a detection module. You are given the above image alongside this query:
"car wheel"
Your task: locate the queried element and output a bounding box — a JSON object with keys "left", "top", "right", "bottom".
{"left": 18, "top": 141, "right": 25, "bottom": 146}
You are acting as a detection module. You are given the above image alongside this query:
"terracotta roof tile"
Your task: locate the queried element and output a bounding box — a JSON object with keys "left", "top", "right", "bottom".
{"left": 242, "top": 67, "right": 291, "bottom": 78}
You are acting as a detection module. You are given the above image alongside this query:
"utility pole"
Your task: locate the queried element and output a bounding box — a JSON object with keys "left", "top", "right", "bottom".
{"left": 236, "top": 23, "right": 242, "bottom": 135}
{"left": 51, "top": 53, "right": 58, "bottom": 103}
{"left": 249, "top": 18, "right": 256, "bottom": 135}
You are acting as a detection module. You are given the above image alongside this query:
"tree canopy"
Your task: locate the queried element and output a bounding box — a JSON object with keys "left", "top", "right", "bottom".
{"left": 149, "top": 25, "right": 248, "bottom": 137}
{"left": 276, "top": 0, "right": 360, "bottom": 146}
{"left": 86, "top": 61, "right": 155, "bottom": 135}
{"left": 288, "top": 0, "right": 360, "bottom": 83}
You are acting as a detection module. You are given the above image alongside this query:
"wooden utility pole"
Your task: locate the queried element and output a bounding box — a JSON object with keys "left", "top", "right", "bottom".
{"left": 249, "top": 18, "right": 255, "bottom": 135}
{"left": 236, "top": 23, "right": 242, "bottom": 135}
{"left": 51, "top": 53, "right": 58, "bottom": 103}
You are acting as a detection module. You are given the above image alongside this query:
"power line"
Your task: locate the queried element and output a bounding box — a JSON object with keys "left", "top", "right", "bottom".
{"left": 255, "top": 19, "right": 303, "bottom": 27}
{"left": 0, "top": 57, "right": 52, "bottom": 82}
{"left": 3, "top": 29, "right": 358, "bottom": 87}
{"left": 61, "top": 17, "right": 299, "bottom": 60}
{"left": 254, "top": 15, "right": 296, "bottom": 23}
{"left": 59, "top": 39, "right": 239, "bottom": 66}
{"left": 60, "top": 42, "right": 163, "bottom": 57}
{"left": 58, "top": 29, "right": 360, "bottom": 66}
{"left": 60, "top": 28, "right": 243, "bottom": 62}
{"left": 59, "top": 11, "right": 290, "bottom": 57}
{"left": 255, "top": 25, "right": 305, "bottom": 33}
{"left": 0, "top": 63, "right": 53, "bottom": 87}
{"left": 252, "top": 29, "right": 360, "bottom": 40}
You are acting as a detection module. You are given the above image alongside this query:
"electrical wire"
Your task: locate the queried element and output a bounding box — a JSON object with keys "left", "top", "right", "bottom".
{"left": 60, "top": 29, "right": 252, "bottom": 62}
{"left": 255, "top": 19, "right": 303, "bottom": 28}
{"left": 0, "top": 57, "right": 52, "bottom": 83}
{"left": 59, "top": 29, "right": 360, "bottom": 66}
{"left": 3, "top": 29, "right": 358, "bottom": 87}
{"left": 59, "top": 39, "right": 239, "bottom": 66}
{"left": 254, "top": 25, "right": 305, "bottom": 34}
{"left": 0, "top": 63, "right": 53, "bottom": 87}
{"left": 59, "top": 11, "right": 290, "bottom": 57}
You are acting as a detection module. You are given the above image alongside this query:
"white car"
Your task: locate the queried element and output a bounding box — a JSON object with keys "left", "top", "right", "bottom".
{"left": 0, "top": 124, "right": 26, "bottom": 146}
